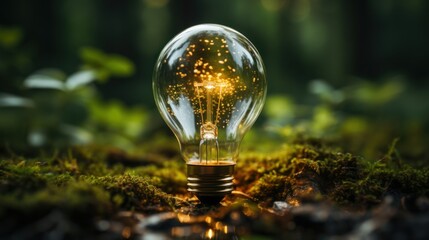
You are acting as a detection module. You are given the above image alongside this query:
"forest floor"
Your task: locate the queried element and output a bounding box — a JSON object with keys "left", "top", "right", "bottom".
{"left": 1, "top": 134, "right": 429, "bottom": 239}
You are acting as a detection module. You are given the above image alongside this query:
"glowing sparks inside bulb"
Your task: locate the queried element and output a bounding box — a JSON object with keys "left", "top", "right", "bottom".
{"left": 154, "top": 24, "right": 266, "bottom": 166}
{"left": 166, "top": 36, "right": 256, "bottom": 136}
{"left": 165, "top": 36, "right": 259, "bottom": 163}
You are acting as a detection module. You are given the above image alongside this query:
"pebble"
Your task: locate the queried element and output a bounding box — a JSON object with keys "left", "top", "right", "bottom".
{"left": 272, "top": 201, "right": 291, "bottom": 214}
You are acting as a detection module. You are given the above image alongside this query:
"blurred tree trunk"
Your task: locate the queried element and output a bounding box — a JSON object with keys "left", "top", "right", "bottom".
{"left": 349, "top": 0, "right": 372, "bottom": 79}
{"left": 323, "top": 0, "right": 352, "bottom": 85}
{"left": 59, "top": 0, "right": 97, "bottom": 71}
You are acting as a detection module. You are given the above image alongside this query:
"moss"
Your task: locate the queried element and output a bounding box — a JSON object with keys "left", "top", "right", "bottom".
{"left": 236, "top": 141, "right": 429, "bottom": 207}
{"left": 0, "top": 181, "right": 112, "bottom": 222}
{"left": 247, "top": 173, "right": 293, "bottom": 204}
{"left": 0, "top": 159, "right": 51, "bottom": 194}
{"left": 0, "top": 146, "right": 184, "bottom": 225}
{"left": 1, "top": 135, "right": 429, "bottom": 234}
{"left": 80, "top": 174, "right": 179, "bottom": 210}
{"left": 128, "top": 160, "right": 187, "bottom": 194}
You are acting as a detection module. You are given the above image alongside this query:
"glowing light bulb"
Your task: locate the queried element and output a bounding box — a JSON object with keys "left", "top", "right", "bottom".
{"left": 153, "top": 24, "right": 266, "bottom": 203}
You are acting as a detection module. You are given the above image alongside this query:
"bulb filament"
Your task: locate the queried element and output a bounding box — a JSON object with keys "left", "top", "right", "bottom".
{"left": 195, "top": 80, "right": 226, "bottom": 163}
{"left": 199, "top": 123, "right": 219, "bottom": 164}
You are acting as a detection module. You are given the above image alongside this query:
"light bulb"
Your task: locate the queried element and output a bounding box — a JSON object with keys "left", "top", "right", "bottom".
{"left": 153, "top": 24, "right": 266, "bottom": 203}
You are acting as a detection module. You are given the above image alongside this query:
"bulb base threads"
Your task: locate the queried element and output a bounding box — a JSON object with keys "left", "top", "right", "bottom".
{"left": 187, "top": 162, "right": 235, "bottom": 204}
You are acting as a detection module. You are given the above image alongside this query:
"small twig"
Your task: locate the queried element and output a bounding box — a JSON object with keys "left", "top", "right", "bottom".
{"left": 231, "top": 190, "right": 256, "bottom": 202}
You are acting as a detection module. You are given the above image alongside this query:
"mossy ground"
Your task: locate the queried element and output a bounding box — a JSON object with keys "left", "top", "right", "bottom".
{"left": 1, "top": 135, "right": 428, "bottom": 238}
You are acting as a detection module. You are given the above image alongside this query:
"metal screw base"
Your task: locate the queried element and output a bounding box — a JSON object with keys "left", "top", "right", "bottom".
{"left": 187, "top": 162, "right": 235, "bottom": 204}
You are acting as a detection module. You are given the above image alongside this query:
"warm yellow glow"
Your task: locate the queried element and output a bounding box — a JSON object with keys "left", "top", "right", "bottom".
{"left": 215, "top": 221, "right": 222, "bottom": 229}
{"left": 121, "top": 227, "right": 131, "bottom": 238}
{"left": 205, "top": 216, "right": 212, "bottom": 224}
{"left": 288, "top": 198, "right": 301, "bottom": 207}
{"left": 177, "top": 213, "right": 191, "bottom": 223}
{"left": 171, "top": 227, "right": 185, "bottom": 237}
{"left": 206, "top": 228, "right": 214, "bottom": 239}
{"left": 155, "top": 24, "right": 267, "bottom": 164}
{"left": 204, "top": 83, "right": 215, "bottom": 90}
{"left": 230, "top": 211, "right": 241, "bottom": 221}
{"left": 166, "top": 36, "right": 249, "bottom": 129}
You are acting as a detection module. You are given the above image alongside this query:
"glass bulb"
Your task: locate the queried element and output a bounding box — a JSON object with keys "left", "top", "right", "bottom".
{"left": 153, "top": 24, "right": 266, "bottom": 203}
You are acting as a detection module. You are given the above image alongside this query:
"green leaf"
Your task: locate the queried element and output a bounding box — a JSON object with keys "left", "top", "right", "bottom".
{"left": 23, "top": 69, "right": 67, "bottom": 90}
{"left": 65, "top": 70, "right": 96, "bottom": 90}
{"left": 24, "top": 75, "right": 64, "bottom": 90}
{"left": 104, "top": 55, "right": 134, "bottom": 76}
{"left": 309, "top": 80, "right": 344, "bottom": 104}
{"left": 351, "top": 79, "right": 404, "bottom": 106}
{"left": 32, "top": 69, "right": 67, "bottom": 81}
{"left": 0, "top": 93, "right": 33, "bottom": 107}
{"left": 80, "top": 47, "right": 135, "bottom": 82}
{"left": 80, "top": 47, "right": 105, "bottom": 64}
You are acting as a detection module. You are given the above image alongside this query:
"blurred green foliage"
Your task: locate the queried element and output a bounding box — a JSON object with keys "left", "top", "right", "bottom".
{"left": 0, "top": 27, "right": 22, "bottom": 48}
{"left": 0, "top": 47, "right": 149, "bottom": 150}
{"left": 0, "top": 26, "right": 32, "bottom": 91}
{"left": 253, "top": 74, "right": 429, "bottom": 160}
{"left": 0, "top": 0, "right": 428, "bottom": 161}
{"left": 80, "top": 47, "right": 135, "bottom": 81}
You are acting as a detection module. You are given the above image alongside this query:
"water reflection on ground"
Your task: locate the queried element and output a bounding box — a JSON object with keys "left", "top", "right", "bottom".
{"left": 113, "top": 195, "right": 429, "bottom": 239}
{"left": 135, "top": 200, "right": 261, "bottom": 239}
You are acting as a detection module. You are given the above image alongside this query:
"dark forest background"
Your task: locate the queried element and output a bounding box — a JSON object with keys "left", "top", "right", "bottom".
{"left": 1, "top": 0, "right": 429, "bottom": 158}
